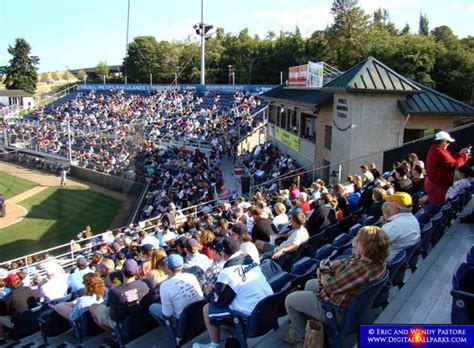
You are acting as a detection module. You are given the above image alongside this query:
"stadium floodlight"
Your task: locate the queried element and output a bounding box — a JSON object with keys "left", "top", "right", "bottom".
{"left": 195, "top": 0, "right": 213, "bottom": 85}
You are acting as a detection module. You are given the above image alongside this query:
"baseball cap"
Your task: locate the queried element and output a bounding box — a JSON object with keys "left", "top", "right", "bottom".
{"left": 183, "top": 238, "right": 199, "bottom": 250}
{"left": 385, "top": 192, "right": 413, "bottom": 208}
{"left": 434, "top": 131, "right": 455, "bottom": 142}
{"left": 165, "top": 254, "right": 184, "bottom": 270}
{"left": 109, "top": 242, "right": 121, "bottom": 253}
{"left": 76, "top": 256, "right": 88, "bottom": 268}
{"left": 3, "top": 273, "right": 20, "bottom": 286}
{"left": 141, "top": 243, "right": 154, "bottom": 253}
{"left": 122, "top": 259, "right": 139, "bottom": 276}
{"left": 232, "top": 223, "right": 248, "bottom": 236}
{"left": 209, "top": 236, "right": 240, "bottom": 255}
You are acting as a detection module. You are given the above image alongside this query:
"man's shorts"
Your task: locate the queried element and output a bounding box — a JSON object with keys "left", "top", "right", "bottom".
{"left": 208, "top": 303, "right": 233, "bottom": 326}
{"left": 94, "top": 304, "right": 116, "bottom": 329}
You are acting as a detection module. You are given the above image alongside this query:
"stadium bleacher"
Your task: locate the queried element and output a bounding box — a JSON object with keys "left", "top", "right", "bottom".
{"left": 0, "top": 86, "right": 473, "bottom": 348}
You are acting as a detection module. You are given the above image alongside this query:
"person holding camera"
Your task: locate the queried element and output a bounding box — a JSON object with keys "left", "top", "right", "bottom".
{"left": 284, "top": 226, "right": 389, "bottom": 345}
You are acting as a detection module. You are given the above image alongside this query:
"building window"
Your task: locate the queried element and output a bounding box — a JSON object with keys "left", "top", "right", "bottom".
{"left": 324, "top": 125, "right": 332, "bottom": 149}
{"left": 269, "top": 106, "right": 277, "bottom": 124}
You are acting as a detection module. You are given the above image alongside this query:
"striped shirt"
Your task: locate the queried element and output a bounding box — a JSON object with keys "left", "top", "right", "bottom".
{"left": 316, "top": 257, "right": 386, "bottom": 308}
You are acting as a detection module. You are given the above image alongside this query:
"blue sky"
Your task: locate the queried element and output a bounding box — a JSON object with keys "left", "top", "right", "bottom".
{"left": 1, "top": 0, "right": 473, "bottom": 72}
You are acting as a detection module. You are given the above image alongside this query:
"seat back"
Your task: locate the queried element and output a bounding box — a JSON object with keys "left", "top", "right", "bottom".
{"left": 245, "top": 289, "right": 288, "bottom": 338}
{"left": 451, "top": 263, "right": 474, "bottom": 324}
{"left": 303, "top": 233, "right": 325, "bottom": 257}
{"left": 291, "top": 257, "right": 317, "bottom": 275}
{"left": 339, "top": 214, "right": 355, "bottom": 232}
{"left": 467, "top": 246, "right": 474, "bottom": 265}
{"left": 332, "top": 233, "right": 352, "bottom": 250}
{"left": 321, "top": 223, "right": 342, "bottom": 243}
{"left": 340, "top": 272, "right": 389, "bottom": 334}
{"left": 348, "top": 223, "right": 361, "bottom": 237}
{"left": 72, "top": 310, "right": 104, "bottom": 343}
{"left": 419, "top": 222, "right": 434, "bottom": 258}
{"left": 386, "top": 250, "right": 406, "bottom": 285}
{"left": 267, "top": 272, "right": 295, "bottom": 293}
{"left": 14, "top": 305, "right": 44, "bottom": 338}
{"left": 120, "top": 305, "right": 158, "bottom": 344}
{"left": 314, "top": 244, "right": 335, "bottom": 263}
{"left": 362, "top": 216, "right": 377, "bottom": 226}
{"left": 176, "top": 299, "right": 207, "bottom": 344}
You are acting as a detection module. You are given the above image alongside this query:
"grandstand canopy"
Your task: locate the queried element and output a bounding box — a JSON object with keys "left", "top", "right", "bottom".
{"left": 399, "top": 81, "right": 474, "bottom": 116}
{"left": 322, "top": 56, "right": 421, "bottom": 94}
{"left": 259, "top": 84, "right": 333, "bottom": 110}
{"left": 0, "top": 89, "right": 33, "bottom": 97}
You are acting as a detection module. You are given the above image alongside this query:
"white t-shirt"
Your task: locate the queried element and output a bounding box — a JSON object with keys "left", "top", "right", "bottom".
{"left": 141, "top": 235, "right": 160, "bottom": 249}
{"left": 275, "top": 226, "right": 309, "bottom": 252}
{"left": 272, "top": 213, "right": 289, "bottom": 230}
{"left": 383, "top": 213, "right": 420, "bottom": 262}
{"left": 240, "top": 242, "right": 260, "bottom": 265}
{"left": 39, "top": 275, "right": 68, "bottom": 302}
{"left": 184, "top": 253, "right": 213, "bottom": 272}
{"left": 160, "top": 272, "right": 204, "bottom": 318}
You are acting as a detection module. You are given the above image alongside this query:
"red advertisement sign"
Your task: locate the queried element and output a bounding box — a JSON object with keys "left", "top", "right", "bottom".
{"left": 288, "top": 64, "right": 308, "bottom": 87}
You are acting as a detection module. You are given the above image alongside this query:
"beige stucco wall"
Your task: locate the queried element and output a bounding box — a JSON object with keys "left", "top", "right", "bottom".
{"left": 330, "top": 93, "right": 406, "bottom": 179}
{"left": 405, "top": 115, "right": 454, "bottom": 130}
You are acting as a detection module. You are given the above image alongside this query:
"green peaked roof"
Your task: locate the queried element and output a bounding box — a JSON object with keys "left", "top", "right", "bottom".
{"left": 323, "top": 56, "right": 421, "bottom": 94}
{"left": 398, "top": 81, "right": 474, "bottom": 116}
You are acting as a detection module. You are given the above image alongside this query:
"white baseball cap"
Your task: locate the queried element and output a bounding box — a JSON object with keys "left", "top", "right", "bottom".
{"left": 434, "top": 131, "right": 455, "bottom": 142}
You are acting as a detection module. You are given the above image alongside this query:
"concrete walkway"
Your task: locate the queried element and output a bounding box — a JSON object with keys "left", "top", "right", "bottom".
{"left": 221, "top": 156, "right": 240, "bottom": 196}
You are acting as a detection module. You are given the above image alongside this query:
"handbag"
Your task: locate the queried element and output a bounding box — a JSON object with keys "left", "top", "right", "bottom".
{"left": 303, "top": 320, "right": 324, "bottom": 348}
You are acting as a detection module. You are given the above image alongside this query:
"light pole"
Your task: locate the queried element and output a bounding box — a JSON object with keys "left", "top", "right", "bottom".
{"left": 149, "top": 72, "right": 153, "bottom": 87}
{"left": 124, "top": 0, "right": 131, "bottom": 84}
{"left": 194, "top": 0, "right": 213, "bottom": 85}
{"left": 65, "top": 65, "right": 70, "bottom": 90}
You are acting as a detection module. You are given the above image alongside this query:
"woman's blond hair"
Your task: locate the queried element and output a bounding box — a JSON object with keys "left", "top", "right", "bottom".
{"left": 150, "top": 248, "right": 168, "bottom": 275}
{"left": 274, "top": 202, "right": 286, "bottom": 215}
{"left": 353, "top": 226, "right": 389, "bottom": 263}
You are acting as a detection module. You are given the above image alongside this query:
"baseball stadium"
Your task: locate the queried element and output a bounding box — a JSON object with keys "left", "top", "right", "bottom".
{"left": 0, "top": 0, "right": 473, "bottom": 347}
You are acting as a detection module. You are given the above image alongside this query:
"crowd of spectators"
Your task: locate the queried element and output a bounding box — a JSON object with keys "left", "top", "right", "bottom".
{"left": 0, "top": 129, "right": 472, "bottom": 346}
{"left": 2, "top": 88, "right": 265, "bottom": 178}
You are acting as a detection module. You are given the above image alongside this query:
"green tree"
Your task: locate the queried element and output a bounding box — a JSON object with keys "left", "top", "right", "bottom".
{"left": 372, "top": 8, "right": 397, "bottom": 35}
{"left": 96, "top": 61, "right": 109, "bottom": 83}
{"left": 399, "top": 23, "right": 411, "bottom": 36}
{"left": 418, "top": 13, "right": 429, "bottom": 36}
{"left": 4, "top": 38, "right": 39, "bottom": 94}
{"left": 431, "top": 26, "right": 459, "bottom": 50}
{"left": 76, "top": 69, "right": 87, "bottom": 82}
{"left": 328, "top": 0, "right": 371, "bottom": 68}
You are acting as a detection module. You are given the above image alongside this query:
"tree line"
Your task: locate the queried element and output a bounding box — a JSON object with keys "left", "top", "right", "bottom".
{"left": 123, "top": 0, "right": 474, "bottom": 101}
{"left": 3, "top": 0, "right": 473, "bottom": 101}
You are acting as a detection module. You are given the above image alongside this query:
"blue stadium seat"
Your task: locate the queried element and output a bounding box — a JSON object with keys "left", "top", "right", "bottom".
{"left": 322, "top": 272, "right": 389, "bottom": 348}
{"left": 451, "top": 263, "right": 474, "bottom": 324}
{"left": 361, "top": 215, "right": 378, "bottom": 226}
{"left": 231, "top": 287, "right": 289, "bottom": 348}
{"left": 467, "top": 246, "right": 474, "bottom": 265}
{"left": 291, "top": 257, "right": 317, "bottom": 275}
{"left": 314, "top": 244, "right": 336, "bottom": 263}
{"left": 392, "top": 241, "right": 421, "bottom": 289}
{"left": 348, "top": 223, "right": 362, "bottom": 237}
{"left": 332, "top": 233, "right": 352, "bottom": 254}
{"left": 72, "top": 310, "right": 104, "bottom": 343}
{"left": 419, "top": 222, "right": 435, "bottom": 259}
{"left": 150, "top": 299, "right": 206, "bottom": 348}
{"left": 372, "top": 250, "right": 406, "bottom": 309}
{"left": 320, "top": 223, "right": 342, "bottom": 244}
{"left": 267, "top": 271, "right": 296, "bottom": 293}
{"left": 114, "top": 305, "right": 158, "bottom": 348}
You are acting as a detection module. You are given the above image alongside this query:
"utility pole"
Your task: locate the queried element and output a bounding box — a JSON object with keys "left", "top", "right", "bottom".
{"left": 200, "top": 0, "right": 205, "bottom": 85}
{"left": 124, "top": 0, "right": 131, "bottom": 84}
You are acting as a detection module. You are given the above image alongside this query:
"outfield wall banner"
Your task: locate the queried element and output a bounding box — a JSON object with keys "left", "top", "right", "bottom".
{"left": 288, "top": 65, "right": 308, "bottom": 87}
{"left": 78, "top": 84, "right": 152, "bottom": 91}
{"left": 78, "top": 84, "right": 275, "bottom": 94}
{"left": 308, "top": 61, "right": 324, "bottom": 88}
{"left": 275, "top": 127, "right": 300, "bottom": 152}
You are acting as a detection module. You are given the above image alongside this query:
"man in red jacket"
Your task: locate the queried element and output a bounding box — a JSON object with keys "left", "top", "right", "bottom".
{"left": 424, "top": 131, "right": 470, "bottom": 216}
